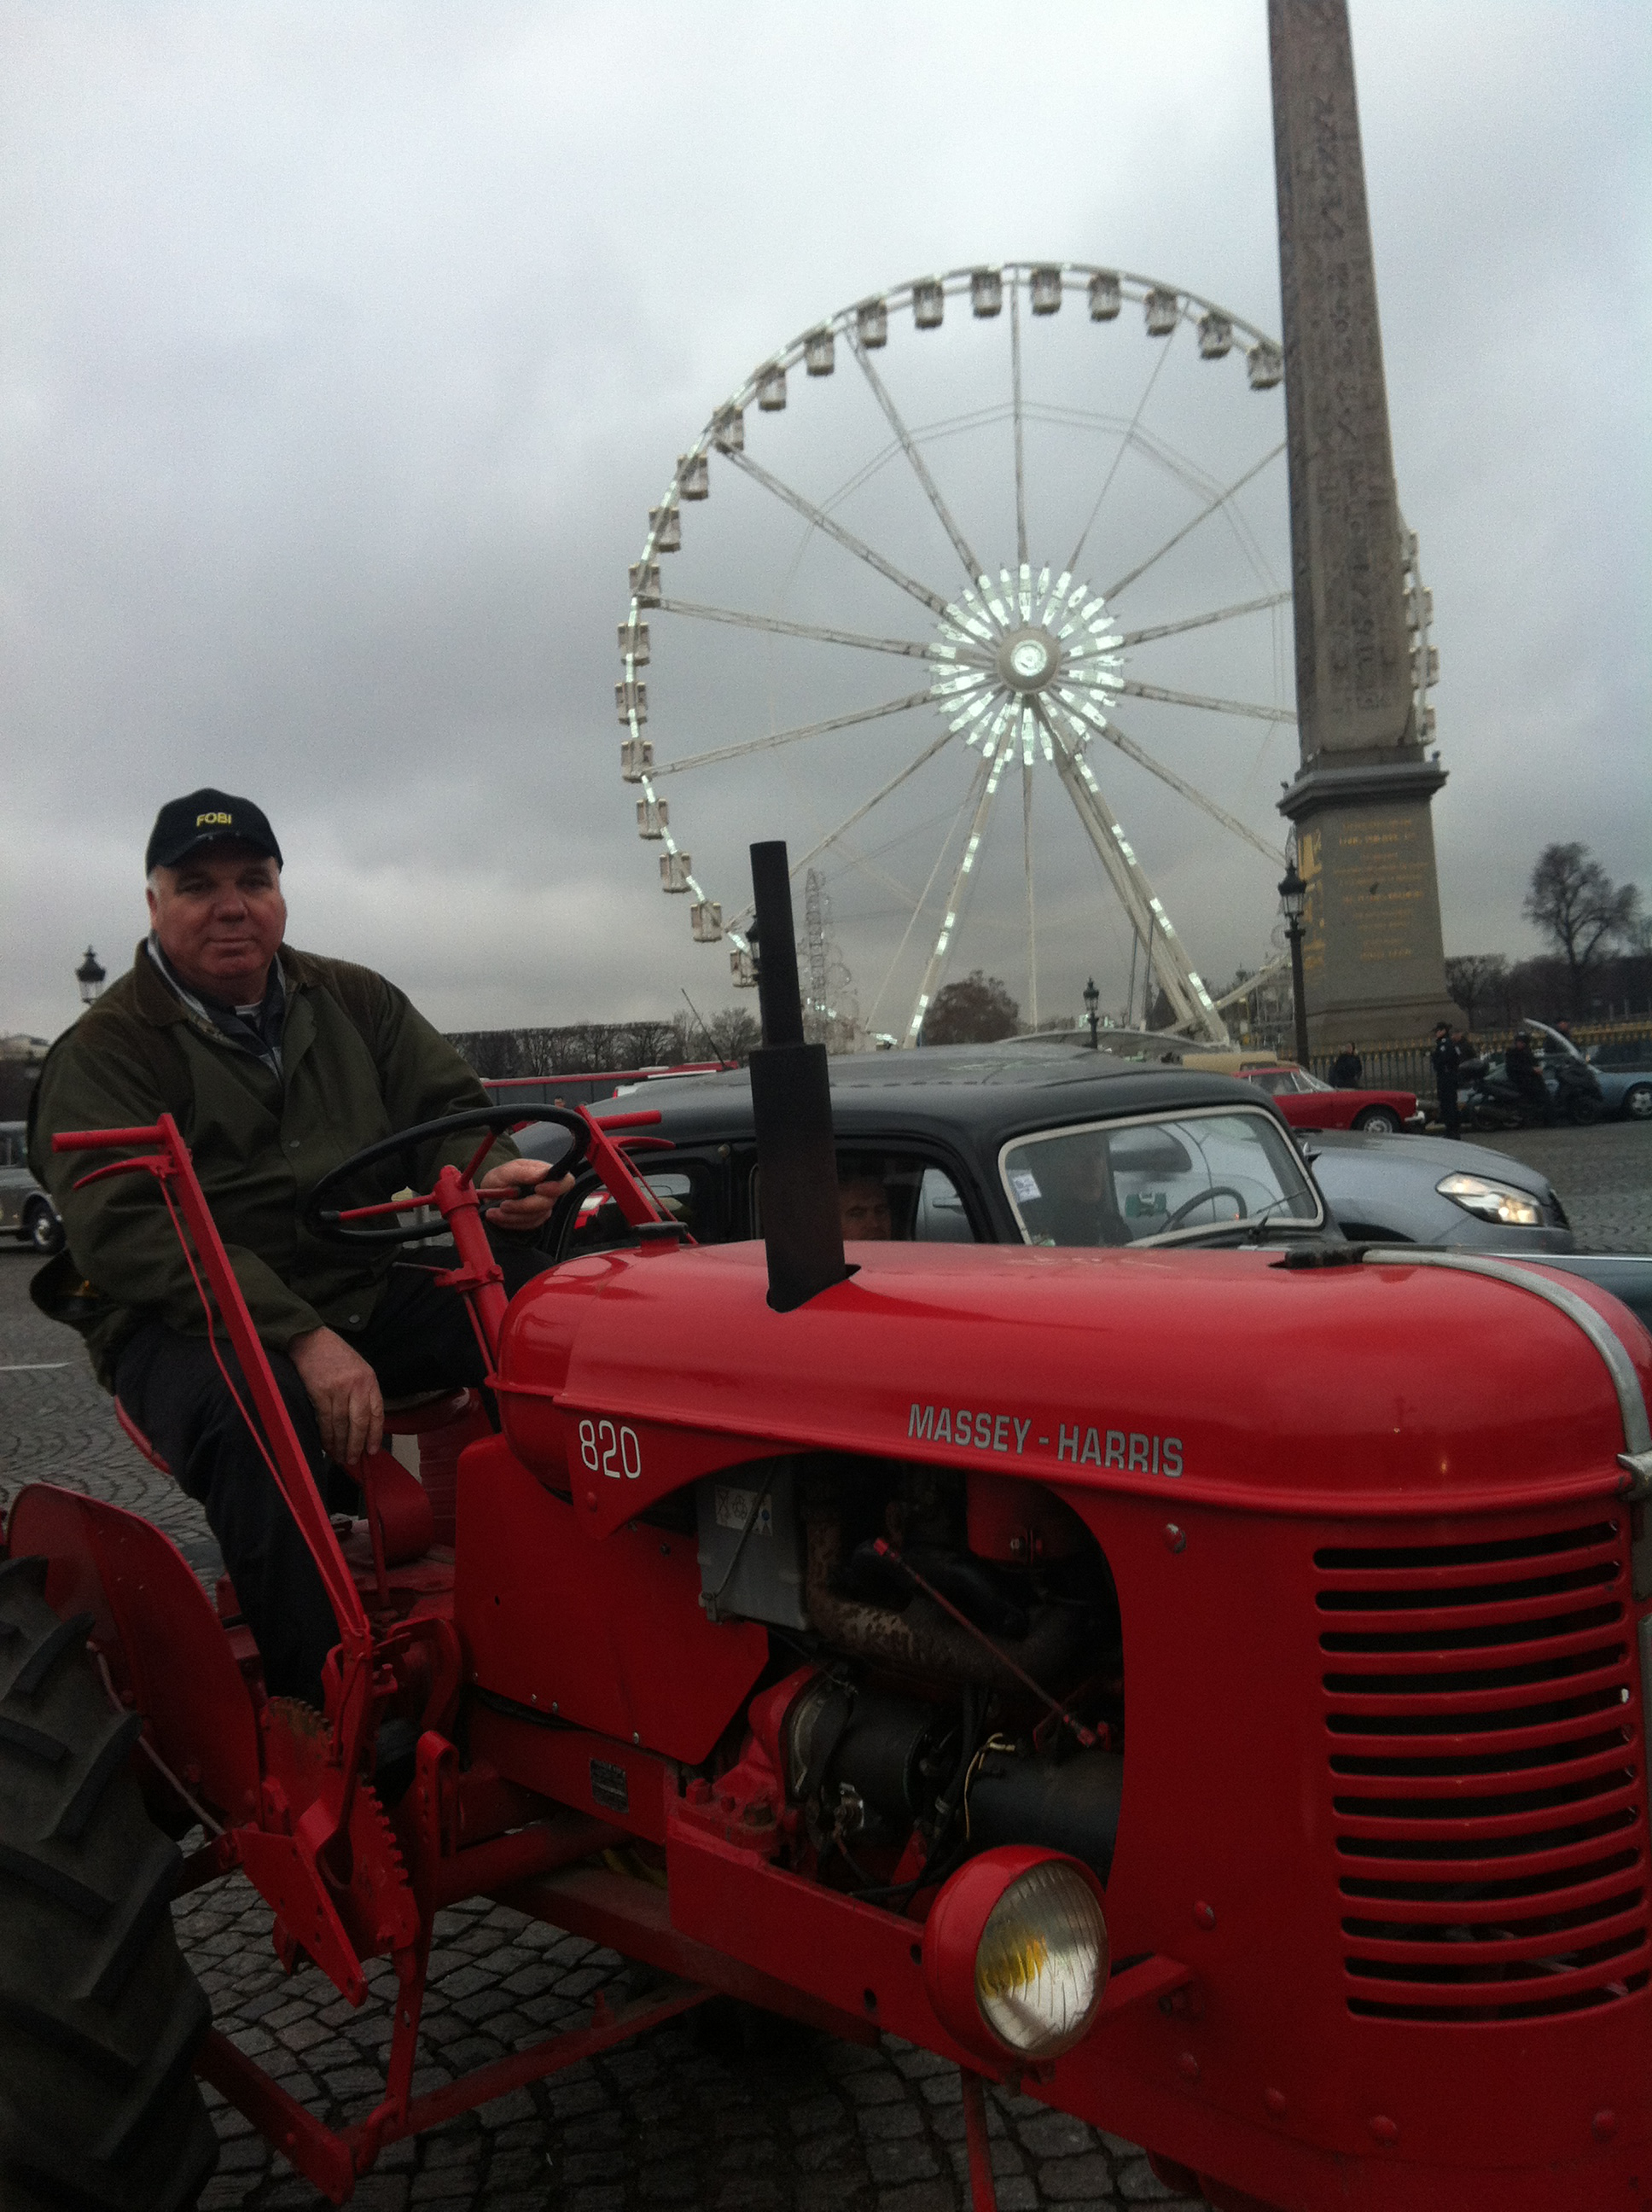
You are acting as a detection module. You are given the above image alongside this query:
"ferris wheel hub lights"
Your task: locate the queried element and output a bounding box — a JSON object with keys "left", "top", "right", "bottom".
{"left": 999, "top": 629, "right": 1058, "bottom": 692}
{"left": 922, "top": 1847, "right": 1109, "bottom": 2064}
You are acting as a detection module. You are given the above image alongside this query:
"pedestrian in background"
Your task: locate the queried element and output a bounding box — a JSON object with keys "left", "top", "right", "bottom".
{"left": 1329, "top": 1041, "right": 1363, "bottom": 1087}
{"left": 1430, "top": 1022, "right": 1462, "bottom": 1139}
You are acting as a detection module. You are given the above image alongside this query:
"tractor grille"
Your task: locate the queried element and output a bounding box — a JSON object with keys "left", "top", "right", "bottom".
{"left": 1316, "top": 1516, "right": 1649, "bottom": 2023}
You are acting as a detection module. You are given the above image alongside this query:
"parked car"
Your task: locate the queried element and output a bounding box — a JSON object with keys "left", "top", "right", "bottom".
{"left": 1525, "top": 1020, "right": 1652, "bottom": 1122}
{"left": 535, "top": 1047, "right": 1329, "bottom": 1259}
{"left": 1294, "top": 1127, "right": 1573, "bottom": 1253}
{"left": 517, "top": 1045, "right": 1576, "bottom": 1261}
{"left": 1230, "top": 1061, "right": 1422, "bottom": 1133}
{"left": 0, "top": 1120, "right": 64, "bottom": 1253}
{"left": 480, "top": 1059, "right": 734, "bottom": 1111}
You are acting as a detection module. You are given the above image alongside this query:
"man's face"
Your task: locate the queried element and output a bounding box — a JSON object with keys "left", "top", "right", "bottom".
{"left": 147, "top": 842, "right": 287, "bottom": 1000}
{"left": 839, "top": 1177, "right": 892, "bottom": 1241}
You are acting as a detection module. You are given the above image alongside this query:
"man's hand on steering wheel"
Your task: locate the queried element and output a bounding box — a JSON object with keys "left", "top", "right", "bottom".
{"left": 477, "top": 1156, "right": 573, "bottom": 1233}
{"left": 303, "top": 1105, "right": 594, "bottom": 1249}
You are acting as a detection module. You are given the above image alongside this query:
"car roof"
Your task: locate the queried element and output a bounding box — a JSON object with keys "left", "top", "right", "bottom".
{"left": 596, "top": 1045, "right": 1277, "bottom": 1146}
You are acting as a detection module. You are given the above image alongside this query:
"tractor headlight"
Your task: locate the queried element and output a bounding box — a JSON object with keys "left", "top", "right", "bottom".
{"left": 1436, "top": 1172, "right": 1544, "bottom": 1227}
{"left": 923, "top": 1847, "right": 1109, "bottom": 2064}
{"left": 975, "top": 1861, "right": 1109, "bottom": 2054}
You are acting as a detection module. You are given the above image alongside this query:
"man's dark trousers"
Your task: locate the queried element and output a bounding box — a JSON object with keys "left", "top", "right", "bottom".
{"left": 114, "top": 1245, "right": 548, "bottom": 1704}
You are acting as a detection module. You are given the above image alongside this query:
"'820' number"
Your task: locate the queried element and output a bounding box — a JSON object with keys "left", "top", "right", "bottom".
{"left": 579, "top": 1417, "right": 642, "bottom": 1481}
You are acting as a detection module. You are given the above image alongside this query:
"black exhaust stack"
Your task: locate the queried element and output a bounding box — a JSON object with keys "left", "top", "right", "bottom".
{"left": 747, "top": 840, "right": 852, "bottom": 1313}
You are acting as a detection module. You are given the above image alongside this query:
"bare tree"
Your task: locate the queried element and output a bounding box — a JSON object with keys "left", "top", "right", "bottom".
{"left": 624, "top": 1018, "right": 677, "bottom": 1068}
{"left": 1443, "top": 955, "right": 1508, "bottom": 1031}
{"left": 707, "top": 1007, "right": 762, "bottom": 1064}
{"left": 1524, "top": 845, "right": 1641, "bottom": 1016}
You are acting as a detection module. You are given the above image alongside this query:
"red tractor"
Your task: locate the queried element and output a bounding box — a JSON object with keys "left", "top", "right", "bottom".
{"left": 4, "top": 845, "right": 1651, "bottom": 2212}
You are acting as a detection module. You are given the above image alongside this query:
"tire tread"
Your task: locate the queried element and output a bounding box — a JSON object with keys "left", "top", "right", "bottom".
{"left": 0, "top": 1567, "right": 218, "bottom": 2211}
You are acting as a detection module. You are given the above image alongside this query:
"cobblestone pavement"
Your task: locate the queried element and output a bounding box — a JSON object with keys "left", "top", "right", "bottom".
{"left": 2, "top": 1122, "right": 1646, "bottom": 2210}
{"left": 1473, "top": 1118, "right": 1652, "bottom": 1254}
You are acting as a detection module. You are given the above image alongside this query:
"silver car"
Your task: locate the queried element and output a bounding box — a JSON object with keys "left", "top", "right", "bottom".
{"left": 0, "top": 1121, "right": 64, "bottom": 1254}
{"left": 1299, "top": 1127, "right": 1574, "bottom": 1253}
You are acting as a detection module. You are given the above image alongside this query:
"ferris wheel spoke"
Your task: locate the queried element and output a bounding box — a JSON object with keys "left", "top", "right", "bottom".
{"left": 723, "top": 450, "right": 951, "bottom": 615}
{"left": 720, "top": 727, "right": 958, "bottom": 935}
{"left": 904, "top": 746, "right": 1008, "bottom": 1045}
{"left": 1021, "top": 759, "right": 1038, "bottom": 1030}
{"left": 1118, "top": 678, "right": 1294, "bottom": 725}
{"left": 1011, "top": 276, "right": 1029, "bottom": 571}
{"left": 654, "top": 597, "right": 969, "bottom": 663}
{"left": 1102, "top": 441, "right": 1285, "bottom": 602}
{"left": 1038, "top": 703, "right": 1229, "bottom": 1044}
{"left": 650, "top": 690, "right": 934, "bottom": 777}
{"left": 1117, "top": 592, "right": 1289, "bottom": 647}
{"left": 848, "top": 331, "right": 985, "bottom": 587}
{"left": 867, "top": 778, "right": 987, "bottom": 1026}
{"left": 1056, "top": 697, "right": 1284, "bottom": 863}
{"left": 1066, "top": 324, "right": 1177, "bottom": 576}
{"left": 1209, "top": 949, "right": 1288, "bottom": 1012}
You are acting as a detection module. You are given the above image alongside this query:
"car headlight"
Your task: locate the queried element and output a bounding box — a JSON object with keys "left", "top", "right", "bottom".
{"left": 922, "top": 1847, "right": 1109, "bottom": 2064}
{"left": 1436, "top": 1172, "right": 1544, "bottom": 1227}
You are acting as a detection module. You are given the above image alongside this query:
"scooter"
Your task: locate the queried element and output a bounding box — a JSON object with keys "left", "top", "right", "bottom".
{"left": 1459, "top": 1051, "right": 1603, "bottom": 1129}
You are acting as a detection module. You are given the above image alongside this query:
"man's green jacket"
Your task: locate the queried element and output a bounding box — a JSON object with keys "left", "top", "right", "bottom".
{"left": 28, "top": 943, "right": 514, "bottom": 1382}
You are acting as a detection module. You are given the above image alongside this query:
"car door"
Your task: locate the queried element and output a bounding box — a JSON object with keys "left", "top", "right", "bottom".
{"left": 0, "top": 1127, "right": 24, "bottom": 1233}
{"left": 1283, "top": 1070, "right": 1344, "bottom": 1132}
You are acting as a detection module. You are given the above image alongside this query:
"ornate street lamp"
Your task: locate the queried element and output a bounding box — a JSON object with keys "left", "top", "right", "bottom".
{"left": 1083, "top": 976, "right": 1100, "bottom": 1050}
{"left": 1277, "top": 864, "right": 1311, "bottom": 1068}
{"left": 75, "top": 946, "right": 106, "bottom": 1006}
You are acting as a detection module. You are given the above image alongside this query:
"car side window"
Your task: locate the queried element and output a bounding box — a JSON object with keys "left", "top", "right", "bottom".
{"left": 750, "top": 1150, "right": 980, "bottom": 1244}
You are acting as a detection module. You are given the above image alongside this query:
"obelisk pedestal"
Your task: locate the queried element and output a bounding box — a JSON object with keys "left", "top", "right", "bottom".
{"left": 1270, "top": 0, "right": 1458, "bottom": 1051}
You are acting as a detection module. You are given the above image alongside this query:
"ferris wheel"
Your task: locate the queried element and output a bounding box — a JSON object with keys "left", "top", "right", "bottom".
{"left": 616, "top": 263, "right": 1436, "bottom": 1045}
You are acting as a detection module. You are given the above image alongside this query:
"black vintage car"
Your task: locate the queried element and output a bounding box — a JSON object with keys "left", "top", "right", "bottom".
{"left": 516, "top": 1046, "right": 1652, "bottom": 1331}
{"left": 531, "top": 1047, "right": 1331, "bottom": 1259}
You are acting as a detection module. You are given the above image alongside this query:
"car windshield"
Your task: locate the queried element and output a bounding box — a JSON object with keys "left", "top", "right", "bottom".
{"left": 1000, "top": 1109, "right": 1322, "bottom": 1248}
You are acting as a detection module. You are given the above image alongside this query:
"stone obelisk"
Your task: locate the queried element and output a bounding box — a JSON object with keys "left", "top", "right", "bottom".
{"left": 1270, "top": 0, "right": 1457, "bottom": 1051}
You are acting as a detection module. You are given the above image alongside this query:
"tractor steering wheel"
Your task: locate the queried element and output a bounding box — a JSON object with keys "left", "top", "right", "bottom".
{"left": 1162, "top": 1184, "right": 1249, "bottom": 1232}
{"left": 300, "top": 1105, "right": 591, "bottom": 1249}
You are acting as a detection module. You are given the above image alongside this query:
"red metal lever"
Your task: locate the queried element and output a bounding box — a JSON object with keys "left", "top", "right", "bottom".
{"left": 54, "top": 1123, "right": 167, "bottom": 1151}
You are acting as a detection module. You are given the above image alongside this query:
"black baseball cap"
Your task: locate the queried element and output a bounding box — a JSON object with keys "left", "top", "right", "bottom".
{"left": 145, "top": 789, "right": 283, "bottom": 875}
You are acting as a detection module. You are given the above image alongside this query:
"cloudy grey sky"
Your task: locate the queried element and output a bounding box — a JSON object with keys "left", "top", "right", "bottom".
{"left": 3, "top": 0, "right": 1648, "bottom": 1045}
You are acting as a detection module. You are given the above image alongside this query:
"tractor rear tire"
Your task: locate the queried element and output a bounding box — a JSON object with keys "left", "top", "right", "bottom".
{"left": 0, "top": 1555, "right": 219, "bottom": 2212}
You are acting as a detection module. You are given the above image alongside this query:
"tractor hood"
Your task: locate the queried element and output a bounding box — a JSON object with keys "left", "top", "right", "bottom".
{"left": 493, "top": 1241, "right": 1652, "bottom": 1540}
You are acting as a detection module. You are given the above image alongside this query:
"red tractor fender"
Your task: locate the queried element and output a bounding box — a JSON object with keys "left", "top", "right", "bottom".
{"left": 6, "top": 1482, "right": 261, "bottom": 1827}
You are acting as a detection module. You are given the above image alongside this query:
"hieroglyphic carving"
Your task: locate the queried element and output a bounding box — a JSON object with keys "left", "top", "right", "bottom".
{"left": 1270, "top": 0, "right": 1413, "bottom": 758}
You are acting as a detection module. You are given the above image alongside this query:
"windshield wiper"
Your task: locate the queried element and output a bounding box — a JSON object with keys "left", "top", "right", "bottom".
{"left": 1154, "top": 1195, "right": 1328, "bottom": 1249}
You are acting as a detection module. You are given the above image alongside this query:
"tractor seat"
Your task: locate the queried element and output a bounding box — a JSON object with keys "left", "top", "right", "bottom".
{"left": 383, "top": 1387, "right": 473, "bottom": 1430}
{"left": 113, "top": 1396, "right": 438, "bottom": 1581}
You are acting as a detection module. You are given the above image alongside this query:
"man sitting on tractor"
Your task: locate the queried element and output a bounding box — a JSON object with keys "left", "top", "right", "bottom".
{"left": 27, "top": 788, "right": 568, "bottom": 1703}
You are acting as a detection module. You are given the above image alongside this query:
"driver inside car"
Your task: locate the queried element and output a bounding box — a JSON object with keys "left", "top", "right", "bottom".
{"left": 27, "top": 789, "right": 571, "bottom": 1703}
{"left": 837, "top": 1157, "right": 893, "bottom": 1242}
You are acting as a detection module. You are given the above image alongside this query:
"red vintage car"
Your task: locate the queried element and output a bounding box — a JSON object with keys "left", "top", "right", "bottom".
{"left": 1236, "top": 1062, "right": 1423, "bottom": 1133}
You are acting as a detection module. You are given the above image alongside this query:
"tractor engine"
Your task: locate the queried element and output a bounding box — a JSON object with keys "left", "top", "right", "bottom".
{"left": 694, "top": 1452, "right": 1125, "bottom": 1890}
{"left": 466, "top": 1333, "right": 1127, "bottom": 1903}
